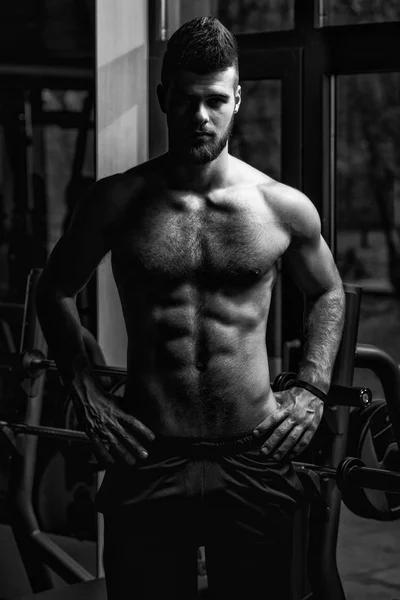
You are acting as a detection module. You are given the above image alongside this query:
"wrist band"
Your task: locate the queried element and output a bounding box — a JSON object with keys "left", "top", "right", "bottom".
{"left": 290, "top": 379, "right": 329, "bottom": 403}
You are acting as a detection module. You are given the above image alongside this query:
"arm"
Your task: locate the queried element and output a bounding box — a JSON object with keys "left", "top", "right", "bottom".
{"left": 35, "top": 175, "right": 154, "bottom": 466}
{"left": 36, "top": 176, "right": 115, "bottom": 394}
{"left": 283, "top": 197, "right": 345, "bottom": 393}
{"left": 254, "top": 189, "right": 345, "bottom": 459}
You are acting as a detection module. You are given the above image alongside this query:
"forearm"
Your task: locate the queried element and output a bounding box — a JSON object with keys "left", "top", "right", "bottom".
{"left": 35, "top": 276, "right": 98, "bottom": 401}
{"left": 298, "top": 283, "right": 346, "bottom": 393}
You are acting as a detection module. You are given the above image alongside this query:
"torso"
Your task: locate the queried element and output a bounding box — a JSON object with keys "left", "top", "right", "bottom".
{"left": 109, "top": 155, "right": 291, "bottom": 437}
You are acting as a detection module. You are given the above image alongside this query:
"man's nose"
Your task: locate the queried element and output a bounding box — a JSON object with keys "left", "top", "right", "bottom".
{"left": 193, "top": 102, "right": 209, "bottom": 124}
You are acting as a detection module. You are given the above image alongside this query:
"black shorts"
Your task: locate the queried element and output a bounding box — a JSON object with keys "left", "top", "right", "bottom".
{"left": 96, "top": 430, "right": 306, "bottom": 600}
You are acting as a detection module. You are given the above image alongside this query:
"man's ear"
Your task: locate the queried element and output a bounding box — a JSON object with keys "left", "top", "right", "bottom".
{"left": 157, "top": 84, "right": 167, "bottom": 114}
{"left": 234, "top": 84, "right": 241, "bottom": 114}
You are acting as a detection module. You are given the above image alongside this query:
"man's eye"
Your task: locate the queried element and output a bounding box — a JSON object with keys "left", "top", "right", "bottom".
{"left": 208, "top": 98, "right": 223, "bottom": 107}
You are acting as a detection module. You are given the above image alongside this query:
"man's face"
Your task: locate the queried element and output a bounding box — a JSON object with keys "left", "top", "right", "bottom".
{"left": 159, "top": 66, "right": 241, "bottom": 165}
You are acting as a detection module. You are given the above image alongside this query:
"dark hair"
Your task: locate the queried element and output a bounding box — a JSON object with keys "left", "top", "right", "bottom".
{"left": 161, "top": 16, "right": 239, "bottom": 88}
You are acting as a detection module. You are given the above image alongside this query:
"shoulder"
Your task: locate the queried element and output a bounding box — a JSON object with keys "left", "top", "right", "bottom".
{"left": 91, "top": 160, "right": 156, "bottom": 210}
{"left": 227, "top": 156, "right": 320, "bottom": 241}
{"left": 70, "top": 157, "right": 161, "bottom": 229}
{"left": 260, "top": 180, "right": 321, "bottom": 243}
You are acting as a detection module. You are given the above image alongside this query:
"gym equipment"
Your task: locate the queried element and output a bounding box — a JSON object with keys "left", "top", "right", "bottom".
{"left": 355, "top": 343, "right": 400, "bottom": 464}
{"left": 342, "top": 399, "right": 400, "bottom": 520}
{"left": 287, "top": 285, "right": 400, "bottom": 600}
{"left": 0, "top": 347, "right": 126, "bottom": 380}
{"left": 269, "top": 371, "right": 400, "bottom": 499}
{"left": 7, "top": 270, "right": 96, "bottom": 593}
{"left": 1, "top": 421, "right": 90, "bottom": 446}
{"left": 291, "top": 283, "right": 363, "bottom": 600}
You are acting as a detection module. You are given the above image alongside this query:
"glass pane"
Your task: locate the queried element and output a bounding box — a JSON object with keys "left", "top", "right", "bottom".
{"left": 325, "top": 0, "right": 400, "bottom": 26}
{"left": 336, "top": 71, "right": 400, "bottom": 597}
{"left": 216, "top": 0, "right": 294, "bottom": 34}
{"left": 336, "top": 72, "right": 400, "bottom": 395}
{"left": 230, "top": 80, "right": 281, "bottom": 179}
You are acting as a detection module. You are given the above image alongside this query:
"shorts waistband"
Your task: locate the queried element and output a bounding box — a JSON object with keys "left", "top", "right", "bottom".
{"left": 151, "top": 429, "right": 265, "bottom": 457}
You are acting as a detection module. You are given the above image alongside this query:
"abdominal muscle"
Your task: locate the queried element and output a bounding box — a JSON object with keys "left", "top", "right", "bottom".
{"left": 122, "top": 333, "right": 279, "bottom": 438}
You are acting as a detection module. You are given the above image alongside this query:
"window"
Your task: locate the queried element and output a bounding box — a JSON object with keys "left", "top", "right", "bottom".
{"left": 335, "top": 72, "right": 400, "bottom": 394}
{"left": 230, "top": 80, "right": 281, "bottom": 179}
{"left": 216, "top": 0, "right": 294, "bottom": 34}
{"left": 324, "top": 0, "right": 400, "bottom": 27}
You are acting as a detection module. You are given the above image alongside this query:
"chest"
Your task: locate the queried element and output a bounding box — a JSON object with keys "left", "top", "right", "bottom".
{"left": 112, "top": 193, "right": 288, "bottom": 282}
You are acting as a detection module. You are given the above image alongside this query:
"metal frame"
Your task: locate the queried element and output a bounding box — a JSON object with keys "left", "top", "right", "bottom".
{"left": 232, "top": 45, "right": 303, "bottom": 371}
{"left": 237, "top": 0, "right": 400, "bottom": 243}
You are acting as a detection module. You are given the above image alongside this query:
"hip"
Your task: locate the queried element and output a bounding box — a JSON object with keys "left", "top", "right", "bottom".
{"left": 96, "top": 427, "right": 305, "bottom": 515}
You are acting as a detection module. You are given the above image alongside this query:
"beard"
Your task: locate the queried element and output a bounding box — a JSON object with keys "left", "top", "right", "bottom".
{"left": 169, "top": 114, "right": 235, "bottom": 165}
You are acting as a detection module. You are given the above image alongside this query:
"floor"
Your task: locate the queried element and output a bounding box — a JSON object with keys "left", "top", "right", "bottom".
{"left": 337, "top": 504, "right": 400, "bottom": 600}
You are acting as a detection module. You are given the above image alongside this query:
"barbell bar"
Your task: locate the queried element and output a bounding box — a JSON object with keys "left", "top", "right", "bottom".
{"left": 0, "top": 420, "right": 90, "bottom": 443}
{"left": 0, "top": 349, "right": 127, "bottom": 379}
{"left": 296, "top": 458, "right": 400, "bottom": 495}
{"left": 1, "top": 419, "right": 399, "bottom": 496}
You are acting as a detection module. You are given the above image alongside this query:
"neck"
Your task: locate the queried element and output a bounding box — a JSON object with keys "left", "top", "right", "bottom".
{"left": 165, "top": 147, "right": 230, "bottom": 193}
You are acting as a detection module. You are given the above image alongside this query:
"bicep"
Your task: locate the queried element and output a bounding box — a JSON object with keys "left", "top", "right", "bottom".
{"left": 283, "top": 235, "right": 342, "bottom": 298}
{"left": 41, "top": 229, "right": 108, "bottom": 298}
{"left": 40, "top": 180, "right": 114, "bottom": 297}
{"left": 278, "top": 188, "right": 342, "bottom": 297}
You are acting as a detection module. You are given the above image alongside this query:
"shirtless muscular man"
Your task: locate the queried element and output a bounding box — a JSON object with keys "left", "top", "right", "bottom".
{"left": 36, "top": 16, "right": 345, "bottom": 600}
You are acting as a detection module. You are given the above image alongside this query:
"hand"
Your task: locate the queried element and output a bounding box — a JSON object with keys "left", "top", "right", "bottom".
{"left": 72, "top": 387, "right": 155, "bottom": 468}
{"left": 253, "top": 387, "right": 324, "bottom": 461}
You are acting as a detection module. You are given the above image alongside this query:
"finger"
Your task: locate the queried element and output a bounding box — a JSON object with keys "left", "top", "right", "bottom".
{"left": 259, "top": 417, "right": 296, "bottom": 453}
{"left": 115, "top": 426, "right": 150, "bottom": 460}
{"left": 90, "top": 436, "right": 115, "bottom": 468}
{"left": 288, "top": 431, "right": 315, "bottom": 460}
{"left": 107, "top": 419, "right": 150, "bottom": 460}
{"left": 267, "top": 425, "right": 305, "bottom": 460}
{"left": 106, "top": 431, "right": 138, "bottom": 467}
{"left": 122, "top": 414, "right": 156, "bottom": 442}
{"left": 253, "top": 406, "right": 292, "bottom": 437}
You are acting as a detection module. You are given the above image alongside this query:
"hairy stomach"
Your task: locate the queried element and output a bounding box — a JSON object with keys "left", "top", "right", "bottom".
{"left": 123, "top": 327, "right": 277, "bottom": 437}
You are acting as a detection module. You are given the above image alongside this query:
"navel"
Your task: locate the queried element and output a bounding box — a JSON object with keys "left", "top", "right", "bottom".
{"left": 196, "top": 360, "right": 207, "bottom": 372}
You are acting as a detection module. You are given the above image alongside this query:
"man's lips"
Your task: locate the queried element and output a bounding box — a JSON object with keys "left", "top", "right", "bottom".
{"left": 192, "top": 131, "right": 213, "bottom": 137}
